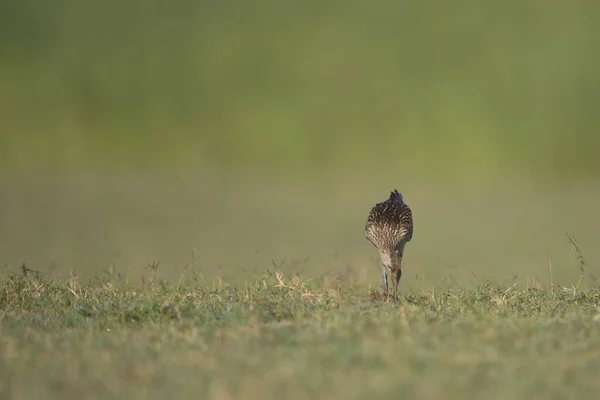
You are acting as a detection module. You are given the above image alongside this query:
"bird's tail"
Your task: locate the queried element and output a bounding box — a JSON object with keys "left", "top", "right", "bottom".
{"left": 389, "top": 190, "right": 403, "bottom": 201}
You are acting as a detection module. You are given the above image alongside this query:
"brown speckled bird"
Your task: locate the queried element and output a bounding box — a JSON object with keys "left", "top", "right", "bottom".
{"left": 365, "top": 190, "right": 413, "bottom": 301}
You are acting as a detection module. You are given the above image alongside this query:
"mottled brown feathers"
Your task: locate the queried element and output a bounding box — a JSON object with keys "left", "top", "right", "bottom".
{"left": 365, "top": 189, "right": 413, "bottom": 253}
{"left": 365, "top": 189, "right": 414, "bottom": 300}
{"left": 388, "top": 189, "right": 403, "bottom": 202}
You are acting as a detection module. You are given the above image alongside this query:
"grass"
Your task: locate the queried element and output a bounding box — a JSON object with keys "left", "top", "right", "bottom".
{"left": 6, "top": 172, "right": 598, "bottom": 400}
{"left": 1, "top": 265, "right": 600, "bottom": 399}
{"left": 3, "top": 1, "right": 600, "bottom": 395}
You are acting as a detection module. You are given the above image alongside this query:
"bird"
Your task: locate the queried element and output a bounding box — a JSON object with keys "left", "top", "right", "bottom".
{"left": 365, "top": 189, "right": 413, "bottom": 301}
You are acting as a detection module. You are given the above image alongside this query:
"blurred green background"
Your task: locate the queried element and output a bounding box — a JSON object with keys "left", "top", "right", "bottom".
{"left": 1, "top": 0, "right": 599, "bottom": 287}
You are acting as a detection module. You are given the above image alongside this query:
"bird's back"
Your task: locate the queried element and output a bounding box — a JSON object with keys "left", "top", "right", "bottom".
{"left": 365, "top": 190, "right": 413, "bottom": 251}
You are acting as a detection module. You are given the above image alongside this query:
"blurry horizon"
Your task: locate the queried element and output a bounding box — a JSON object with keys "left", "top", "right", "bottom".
{"left": 1, "top": 0, "right": 599, "bottom": 288}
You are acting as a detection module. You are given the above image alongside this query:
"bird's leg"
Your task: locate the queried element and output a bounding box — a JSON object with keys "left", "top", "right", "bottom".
{"left": 392, "top": 268, "right": 402, "bottom": 302}
{"left": 382, "top": 265, "right": 389, "bottom": 296}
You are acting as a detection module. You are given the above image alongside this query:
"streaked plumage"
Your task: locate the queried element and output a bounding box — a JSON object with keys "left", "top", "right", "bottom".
{"left": 365, "top": 189, "right": 413, "bottom": 301}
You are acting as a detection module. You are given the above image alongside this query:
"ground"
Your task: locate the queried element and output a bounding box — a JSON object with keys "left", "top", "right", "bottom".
{"left": 1, "top": 172, "right": 599, "bottom": 399}
{"left": 1, "top": 269, "right": 599, "bottom": 400}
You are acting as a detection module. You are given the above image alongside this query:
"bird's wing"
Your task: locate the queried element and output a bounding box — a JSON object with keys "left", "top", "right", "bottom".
{"left": 364, "top": 200, "right": 413, "bottom": 247}
{"left": 365, "top": 221, "right": 376, "bottom": 247}
{"left": 364, "top": 204, "right": 382, "bottom": 247}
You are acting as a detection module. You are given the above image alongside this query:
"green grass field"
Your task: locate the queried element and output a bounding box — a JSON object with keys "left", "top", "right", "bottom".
{"left": 1, "top": 171, "right": 600, "bottom": 399}
{"left": 2, "top": 267, "right": 600, "bottom": 399}
{"left": 2, "top": 0, "right": 600, "bottom": 398}
{"left": 2, "top": 169, "right": 600, "bottom": 399}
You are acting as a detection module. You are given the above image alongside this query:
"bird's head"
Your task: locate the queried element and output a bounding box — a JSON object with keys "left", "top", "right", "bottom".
{"left": 380, "top": 248, "right": 404, "bottom": 271}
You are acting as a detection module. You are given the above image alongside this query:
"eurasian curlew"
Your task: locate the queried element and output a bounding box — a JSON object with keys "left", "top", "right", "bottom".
{"left": 365, "top": 189, "right": 413, "bottom": 301}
